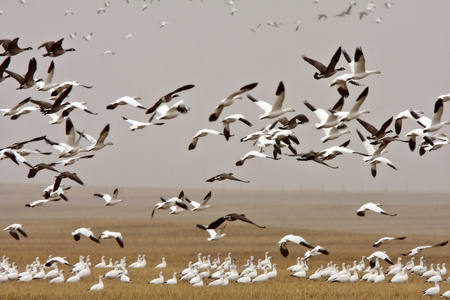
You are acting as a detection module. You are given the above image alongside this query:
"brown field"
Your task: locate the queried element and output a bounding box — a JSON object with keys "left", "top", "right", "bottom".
{"left": 0, "top": 184, "right": 449, "bottom": 299}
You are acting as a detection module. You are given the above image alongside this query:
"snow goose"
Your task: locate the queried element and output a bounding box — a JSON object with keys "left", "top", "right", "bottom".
{"left": 49, "top": 270, "right": 64, "bottom": 283}
{"left": 25, "top": 198, "right": 61, "bottom": 207}
{"left": 208, "top": 274, "right": 228, "bottom": 286}
{"left": 373, "top": 236, "right": 406, "bottom": 247}
{"left": 0, "top": 37, "right": 32, "bottom": 56}
{"left": 367, "top": 251, "right": 394, "bottom": 268}
{"left": 329, "top": 73, "right": 363, "bottom": 98}
{"left": 95, "top": 256, "right": 106, "bottom": 268}
{"left": 235, "top": 150, "right": 278, "bottom": 166}
{"left": 247, "top": 81, "right": 295, "bottom": 120}
{"left": 221, "top": 113, "right": 252, "bottom": 140}
{"left": 106, "top": 96, "right": 145, "bottom": 110}
{"left": 357, "top": 202, "right": 396, "bottom": 217}
{"left": 415, "top": 99, "right": 450, "bottom": 133}
{"left": 303, "top": 245, "right": 330, "bottom": 259}
{"left": 198, "top": 213, "right": 265, "bottom": 230}
{"left": 100, "top": 230, "right": 124, "bottom": 248}
{"left": 0, "top": 149, "right": 33, "bottom": 167}
{"left": 302, "top": 46, "right": 345, "bottom": 79}
{"left": 49, "top": 81, "right": 93, "bottom": 97}
{"left": 335, "top": 87, "right": 370, "bottom": 122}
{"left": 267, "top": 264, "right": 277, "bottom": 279}
{"left": 185, "top": 191, "right": 213, "bottom": 211}
{"left": 44, "top": 256, "right": 71, "bottom": 267}
{"left": 401, "top": 241, "right": 448, "bottom": 256}
{"left": 104, "top": 262, "right": 120, "bottom": 279}
{"left": 151, "top": 191, "right": 187, "bottom": 219}
{"left": 36, "top": 61, "right": 58, "bottom": 91}
{"left": 278, "top": 235, "right": 315, "bottom": 257}
{"left": 188, "top": 129, "right": 224, "bottom": 150}
{"left": 78, "top": 123, "right": 113, "bottom": 152}
{"left": 165, "top": 272, "right": 177, "bottom": 284}
{"left": 423, "top": 282, "right": 440, "bottom": 296}
{"left": 373, "top": 267, "right": 385, "bottom": 283}
{"left": 155, "top": 257, "right": 166, "bottom": 269}
{"left": 43, "top": 118, "right": 83, "bottom": 158}
{"left": 53, "top": 154, "right": 95, "bottom": 167}
{"left": 389, "top": 267, "right": 408, "bottom": 283}
{"left": 148, "top": 100, "right": 189, "bottom": 121}
{"left": 149, "top": 271, "right": 164, "bottom": 284}
{"left": 38, "top": 38, "right": 75, "bottom": 57}
{"left": 304, "top": 98, "right": 344, "bottom": 129}
{"left": 121, "top": 116, "right": 163, "bottom": 131}
{"left": 5, "top": 57, "right": 39, "bottom": 89}
{"left": 251, "top": 267, "right": 269, "bottom": 283}
{"left": 3, "top": 224, "right": 28, "bottom": 240}
{"left": 197, "top": 224, "right": 227, "bottom": 241}
{"left": 146, "top": 84, "right": 195, "bottom": 114}
{"left": 394, "top": 109, "right": 424, "bottom": 135}
{"left": 82, "top": 32, "right": 93, "bottom": 41}
{"left": 343, "top": 47, "right": 381, "bottom": 80}
{"left": 72, "top": 228, "right": 100, "bottom": 243}
{"left": 316, "top": 139, "right": 365, "bottom": 161}
{"left": 320, "top": 124, "right": 351, "bottom": 143}
{"left": 89, "top": 275, "right": 104, "bottom": 291}
{"left": 94, "top": 188, "right": 123, "bottom": 206}
{"left": 209, "top": 82, "right": 258, "bottom": 121}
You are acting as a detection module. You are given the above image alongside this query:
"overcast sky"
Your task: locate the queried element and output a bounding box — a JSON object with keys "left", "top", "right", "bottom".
{"left": 1, "top": 0, "right": 450, "bottom": 193}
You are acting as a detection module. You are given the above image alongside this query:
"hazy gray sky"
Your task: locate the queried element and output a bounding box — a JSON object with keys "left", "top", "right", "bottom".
{"left": 1, "top": 0, "right": 450, "bottom": 193}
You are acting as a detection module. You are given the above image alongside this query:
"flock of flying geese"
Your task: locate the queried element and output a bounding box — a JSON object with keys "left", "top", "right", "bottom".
{"left": 1, "top": 0, "right": 450, "bottom": 297}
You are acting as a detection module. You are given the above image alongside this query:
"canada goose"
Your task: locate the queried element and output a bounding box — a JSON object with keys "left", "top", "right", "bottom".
{"left": 146, "top": 84, "right": 195, "bottom": 114}
{"left": 209, "top": 82, "right": 258, "bottom": 121}
{"left": 5, "top": 57, "right": 40, "bottom": 89}
{"left": 38, "top": 38, "right": 75, "bottom": 57}
{"left": 0, "top": 56, "right": 11, "bottom": 82}
{"left": 0, "top": 97, "right": 31, "bottom": 116}
{"left": 247, "top": 81, "right": 295, "bottom": 119}
{"left": 71, "top": 227, "right": 101, "bottom": 243}
{"left": 56, "top": 171, "right": 85, "bottom": 186}
{"left": 302, "top": 46, "right": 345, "bottom": 79}
{"left": 357, "top": 116, "right": 393, "bottom": 140}
{"left": 0, "top": 37, "right": 32, "bottom": 56}
{"left": 206, "top": 173, "right": 249, "bottom": 183}
{"left": 198, "top": 213, "right": 265, "bottom": 230}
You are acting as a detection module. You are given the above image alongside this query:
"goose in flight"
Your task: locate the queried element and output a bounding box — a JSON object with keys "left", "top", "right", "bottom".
{"left": 78, "top": 123, "right": 113, "bottom": 152}
{"left": 0, "top": 37, "right": 32, "bottom": 56}
{"left": 32, "top": 84, "right": 73, "bottom": 115}
{"left": 401, "top": 241, "right": 448, "bottom": 256}
{"left": 3, "top": 224, "right": 28, "bottom": 240}
{"left": 328, "top": 73, "right": 363, "bottom": 98}
{"left": 53, "top": 154, "right": 95, "bottom": 167}
{"left": 356, "top": 202, "right": 397, "bottom": 217}
{"left": 394, "top": 109, "right": 424, "bottom": 135}
{"left": 45, "top": 256, "right": 72, "bottom": 267}
{"left": 185, "top": 191, "right": 212, "bottom": 211}
{"left": 320, "top": 124, "right": 351, "bottom": 143}
{"left": 235, "top": 150, "right": 279, "bottom": 166}
{"left": 302, "top": 46, "right": 345, "bottom": 79}
{"left": 206, "top": 173, "right": 249, "bottom": 183}
{"left": 49, "top": 81, "right": 93, "bottom": 97}
{"left": 36, "top": 60, "right": 58, "bottom": 92}
{"left": 100, "top": 230, "right": 124, "bottom": 248}
{"left": 278, "top": 235, "right": 317, "bottom": 257}
{"left": 268, "top": 113, "right": 309, "bottom": 130}
{"left": 367, "top": 251, "right": 394, "bottom": 268}
{"left": 334, "top": 87, "right": 370, "bottom": 122}
{"left": 1, "top": 96, "right": 31, "bottom": 117}
{"left": 413, "top": 99, "right": 450, "bottom": 133}
{"left": 27, "top": 162, "right": 60, "bottom": 178}
{"left": 44, "top": 117, "right": 83, "bottom": 158}
{"left": 247, "top": 81, "right": 295, "bottom": 119}
{"left": 148, "top": 100, "right": 189, "bottom": 121}
{"left": 5, "top": 57, "right": 39, "bottom": 89}
{"left": 197, "top": 213, "right": 265, "bottom": 230}
{"left": 56, "top": 171, "right": 85, "bottom": 186}
{"left": 342, "top": 46, "right": 381, "bottom": 80}
{"left": 38, "top": 38, "right": 75, "bottom": 57}
{"left": 303, "top": 97, "right": 344, "bottom": 129}
{"left": 197, "top": 224, "right": 227, "bottom": 241}
{"left": 106, "top": 96, "right": 146, "bottom": 110}
{"left": 188, "top": 129, "right": 224, "bottom": 150}
{"left": 72, "top": 228, "right": 101, "bottom": 243}
{"left": 82, "top": 32, "right": 93, "bottom": 41}
{"left": 146, "top": 84, "right": 195, "bottom": 114}
{"left": 303, "top": 245, "right": 330, "bottom": 259}
{"left": 94, "top": 188, "right": 123, "bottom": 206}
{"left": 209, "top": 82, "right": 258, "bottom": 121}
{"left": 25, "top": 198, "right": 61, "bottom": 208}
{"left": 222, "top": 114, "right": 252, "bottom": 141}
{"left": 151, "top": 190, "right": 188, "bottom": 219}
{"left": 0, "top": 56, "right": 10, "bottom": 82}
{"left": 0, "top": 148, "right": 33, "bottom": 168}
{"left": 121, "top": 116, "right": 164, "bottom": 131}
{"left": 357, "top": 116, "right": 393, "bottom": 140}
{"left": 373, "top": 236, "right": 406, "bottom": 247}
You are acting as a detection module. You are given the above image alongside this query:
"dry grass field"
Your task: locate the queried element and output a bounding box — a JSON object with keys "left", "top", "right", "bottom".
{"left": 0, "top": 184, "right": 449, "bottom": 299}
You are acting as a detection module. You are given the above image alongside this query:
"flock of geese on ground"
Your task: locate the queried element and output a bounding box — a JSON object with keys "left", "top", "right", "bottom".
{"left": 2, "top": 248, "right": 450, "bottom": 297}
{"left": 1, "top": 0, "right": 450, "bottom": 297}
